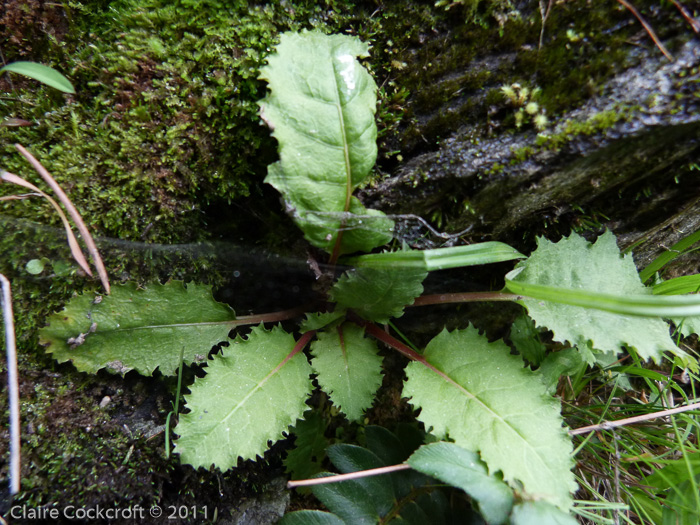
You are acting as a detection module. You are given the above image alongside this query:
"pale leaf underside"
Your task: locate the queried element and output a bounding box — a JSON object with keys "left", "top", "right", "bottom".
{"left": 403, "top": 326, "right": 576, "bottom": 510}
{"left": 310, "top": 324, "right": 383, "bottom": 421}
{"left": 175, "top": 325, "right": 312, "bottom": 469}
{"left": 507, "top": 232, "right": 683, "bottom": 363}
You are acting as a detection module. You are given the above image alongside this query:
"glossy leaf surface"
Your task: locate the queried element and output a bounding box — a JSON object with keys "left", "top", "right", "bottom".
{"left": 259, "top": 30, "right": 393, "bottom": 254}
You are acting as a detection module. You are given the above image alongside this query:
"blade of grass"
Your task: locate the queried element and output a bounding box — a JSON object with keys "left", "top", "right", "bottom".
{"left": 0, "top": 61, "right": 75, "bottom": 93}
{"left": 639, "top": 229, "right": 700, "bottom": 283}
{"left": 15, "top": 144, "right": 111, "bottom": 294}
{"left": 670, "top": 413, "right": 700, "bottom": 516}
{"left": 0, "top": 171, "right": 92, "bottom": 276}
{"left": 165, "top": 346, "right": 186, "bottom": 459}
{"left": 343, "top": 241, "right": 524, "bottom": 271}
{"left": 504, "top": 279, "right": 700, "bottom": 317}
{"left": 653, "top": 274, "right": 700, "bottom": 296}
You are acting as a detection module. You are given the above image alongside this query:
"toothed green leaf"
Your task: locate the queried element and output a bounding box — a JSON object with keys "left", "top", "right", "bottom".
{"left": 301, "top": 311, "right": 346, "bottom": 332}
{"left": 174, "top": 325, "right": 312, "bottom": 468}
{"left": 259, "top": 30, "right": 393, "bottom": 254}
{"left": 677, "top": 317, "right": 700, "bottom": 338}
{"left": 403, "top": 326, "right": 576, "bottom": 510}
{"left": 536, "top": 348, "right": 587, "bottom": 395}
{"left": 505, "top": 232, "right": 687, "bottom": 364}
{"left": 330, "top": 267, "right": 427, "bottom": 323}
{"left": 39, "top": 281, "right": 235, "bottom": 376}
{"left": 311, "top": 324, "right": 383, "bottom": 421}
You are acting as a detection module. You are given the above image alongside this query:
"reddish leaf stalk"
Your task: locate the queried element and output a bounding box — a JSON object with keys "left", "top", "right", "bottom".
{"left": 291, "top": 329, "right": 316, "bottom": 358}
{"left": 234, "top": 304, "right": 311, "bottom": 326}
{"left": 358, "top": 318, "right": 425, "bottom": 362}
{"left": 411, "top": 291, "right": 522, "bottom": 307}
{"left": 672, "top": 0, "right": 700, "bottom": 33}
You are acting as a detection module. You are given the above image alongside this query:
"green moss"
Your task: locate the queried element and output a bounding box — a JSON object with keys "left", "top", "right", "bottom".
{"left": 390, "top": 0, "right": 678, "bottom": 153}
{"left": 538, "top": 108, "right": 628, "bottom": 150}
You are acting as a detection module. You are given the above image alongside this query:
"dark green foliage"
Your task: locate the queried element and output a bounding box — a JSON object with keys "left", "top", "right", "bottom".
{"left": 509, "top": 312, "right": 546, "bottom": 366}
{"left": 280, "top": 427, "right": 477, "bottom": 525}
{"left": 284, "top": 412, "right": 330, "bottom": 484}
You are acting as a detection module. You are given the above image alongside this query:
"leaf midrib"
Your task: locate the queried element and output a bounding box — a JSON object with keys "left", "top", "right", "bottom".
{"left": 421, "top": 354, "right": 560, "bottom": 483}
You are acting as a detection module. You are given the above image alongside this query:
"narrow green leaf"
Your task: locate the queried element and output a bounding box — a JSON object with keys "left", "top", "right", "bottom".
{"left": 343, "top": 241, "right": 524, "bottom": 271}
{"left": 510, "top": 501, "right": 578, "bottom": 525}
{"left": 639, "top": 229, "right": 700, "bottom": 283}
{"left": 504, "top": 232, "right": 690, "bottom": 365}
{"left": 1, "top": 61, "right": 75, "bottom": 93}
{"left": 653, "top": 274, "right": 700, "bottom": 296}
{"left": 403, "top": 326, "right": 576, "bottom": 510}
{"left": 311, "top": 324, "right": 383, "bottom": 421}
{"left": 407, "top": 442, "right": 514, "bottom": 524}
{"left": 174, "top": 325, "right": 312, "bottom": 468}
{"left": 259, "top": 30, "right": 393, "bottom": 254}
{"left": 506, "top": 279, "right": 700, "bottom": 318}
{"left": 330, "top": 267, "right": 427, "bottom": 323}
{"left": 610, "top": 366, "right": 670, "bottom": 383}
{"left": 39, "top": 282, "right": 236, "bottom": 376}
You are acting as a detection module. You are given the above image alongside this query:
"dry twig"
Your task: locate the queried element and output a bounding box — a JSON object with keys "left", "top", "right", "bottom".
{"left": 0, "top": 274, "right": 20, "bottom": 495}
{"left": 617, "top": 0, "right": 673, "bottom": 61}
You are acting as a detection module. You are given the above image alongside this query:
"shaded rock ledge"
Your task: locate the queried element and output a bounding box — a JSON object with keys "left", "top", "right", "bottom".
{"left": 361, "top": 39, "right": 700, "bottom": 273}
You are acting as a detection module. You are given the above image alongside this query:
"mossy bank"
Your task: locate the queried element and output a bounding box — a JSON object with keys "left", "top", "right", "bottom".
{"left": 2, "top": 0, "right": 697, "bottom": 521}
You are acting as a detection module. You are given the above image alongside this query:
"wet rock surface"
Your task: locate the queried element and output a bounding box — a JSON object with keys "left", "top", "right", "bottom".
{"left": 363, "top": 39, "right": 700, "bottom": 272}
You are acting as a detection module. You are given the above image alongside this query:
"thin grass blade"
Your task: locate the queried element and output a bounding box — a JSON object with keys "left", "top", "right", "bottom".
{"left": 505, "top": 279, "right": 700, "bottom": 317}
{"left": 653, "top": 274, "right": 700, "bottom": 296}
{"left": 640, "top": 229, "right": 700, "bottom": 283}
{"left": 344, "top": 242, "right": 524, "bottom": 271}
